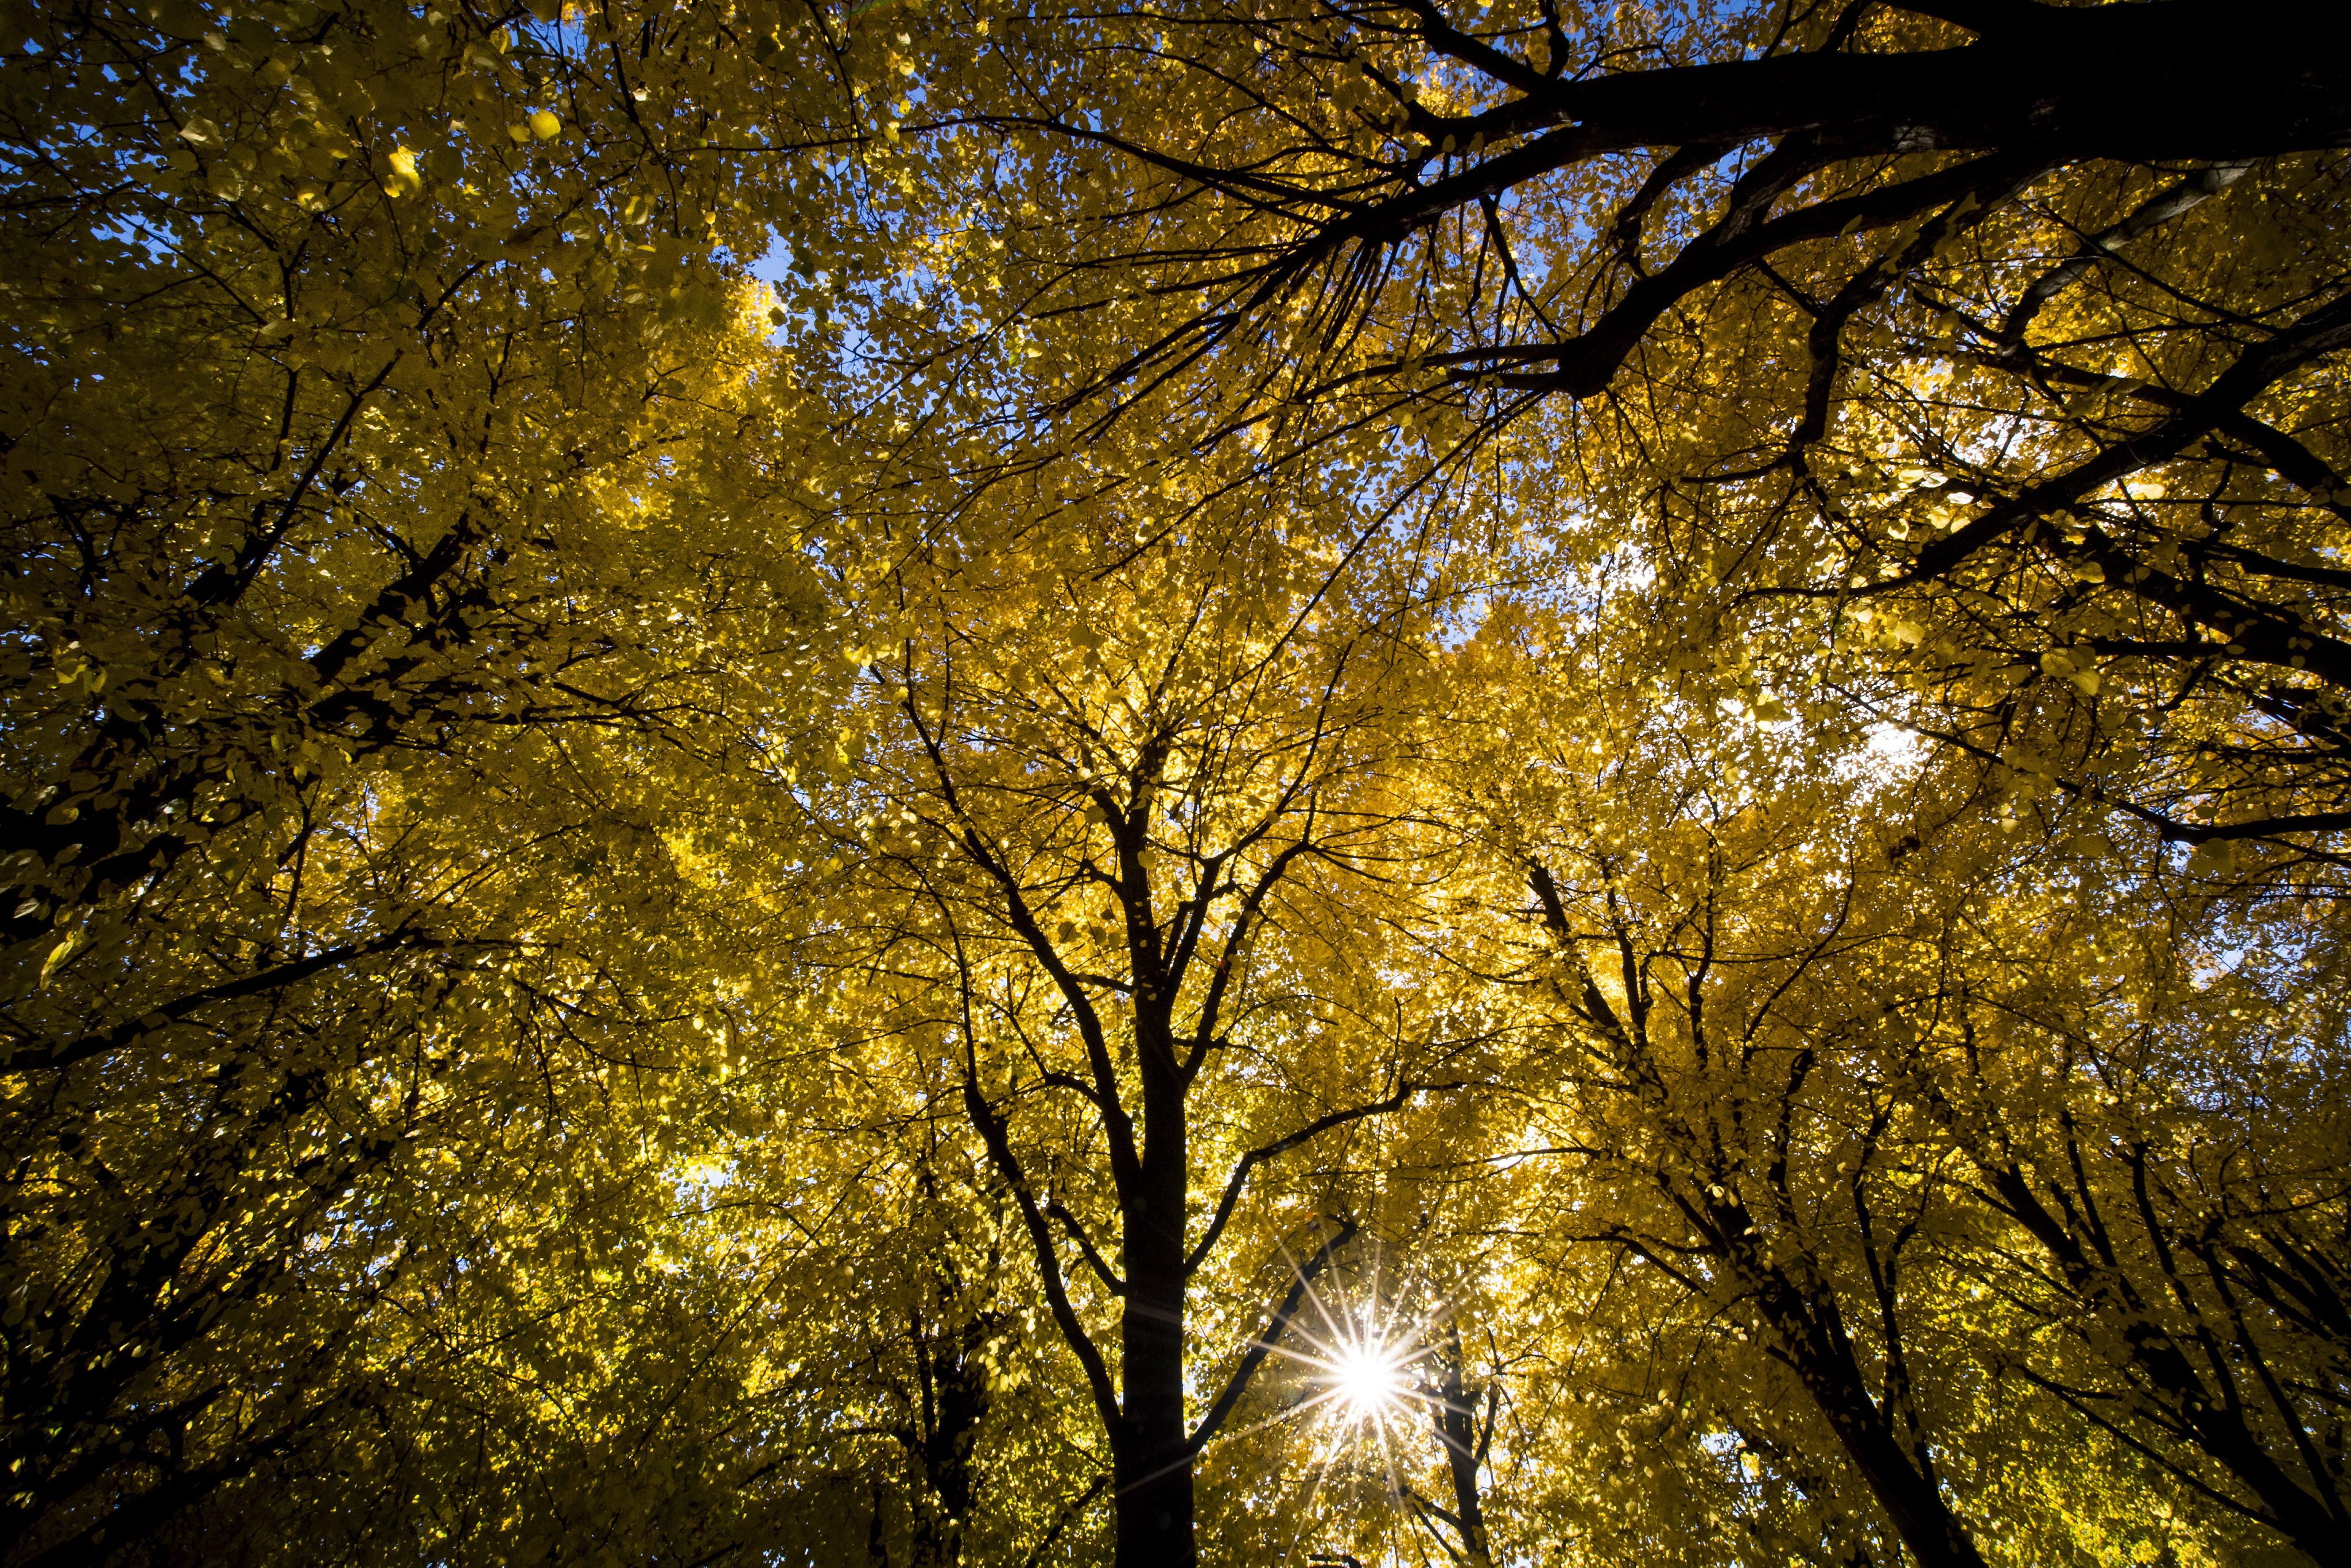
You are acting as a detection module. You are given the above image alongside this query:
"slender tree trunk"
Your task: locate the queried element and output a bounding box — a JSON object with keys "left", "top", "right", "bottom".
{"left": 909, "top": 1301, "right": 993, "bottom": 1568}
{"left": 1746, "top": 1270, "right": 1988, "bottom": 1568}
{"left": 1434, "top": 1350, "right": 1492, "bottom": 1568}
{"left": 1114, "top": 1066, "right": 1194, "bottom": 1568}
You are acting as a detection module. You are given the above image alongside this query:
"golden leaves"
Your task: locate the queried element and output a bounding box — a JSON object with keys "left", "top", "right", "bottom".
{"left": 384, "top": 143, "right": 421, "bottom": 194}
{"left": 11, "top": 2, "right": 2351, "bottom": 1562}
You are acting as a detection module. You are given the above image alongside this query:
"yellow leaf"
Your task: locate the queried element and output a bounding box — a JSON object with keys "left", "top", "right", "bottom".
{"left": 38, "top": 930, "right": 84, "bottom": 989}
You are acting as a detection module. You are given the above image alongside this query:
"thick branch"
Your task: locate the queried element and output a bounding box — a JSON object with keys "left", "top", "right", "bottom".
{"left": 1186, "top": 1218, "right": 1360, "bottom": 1454}
{"left": 1184, "top": 1080, "right": 1453, "bottom": 1275}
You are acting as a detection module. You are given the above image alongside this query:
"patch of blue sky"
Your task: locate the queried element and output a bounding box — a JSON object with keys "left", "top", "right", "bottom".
{"left": 509, "top": 8, "right": 593, "bottom": 65}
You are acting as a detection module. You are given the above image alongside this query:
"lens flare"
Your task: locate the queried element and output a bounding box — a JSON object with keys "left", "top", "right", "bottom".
{"left": 1186, "top": 1236, "right": 1468, "bottom": 1567}
{"left": 1328, "top": 1333, "right": 1410, "bottom": 1419}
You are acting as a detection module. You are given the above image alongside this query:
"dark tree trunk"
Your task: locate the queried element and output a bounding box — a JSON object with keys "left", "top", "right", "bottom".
{"left": 1745, "top": 1267, "right": 1989, "bottom": 1568}
{"left": 1432, "top": 1348, "right": 1492, "bottom": 1567}
{"left": 1114, "top": 1064, "right": 1194, "bottom": 1568}
{"left": 909, "top": 1299, "right": 996, "bottom": 1568}
{"left": 1471, "top": 1, "right": 2351, "bottom": 164}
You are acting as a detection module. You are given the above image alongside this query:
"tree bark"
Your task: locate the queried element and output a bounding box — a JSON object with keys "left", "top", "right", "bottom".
{"left": 1422, "top": 1, "right": 2351, "bottom": 165}
{"left": 1114, "top": 1058, "right": 1196, "bottom": 1568}
{"left": 1739, "top": 1260, "right": 1989, "bottom": 1568}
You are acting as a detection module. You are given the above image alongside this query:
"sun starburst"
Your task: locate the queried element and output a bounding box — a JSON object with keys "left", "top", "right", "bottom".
{"left": 1327, "top": 1331, "right": 1412, "bottom": 1420}
{"left": 1181, "top": 1238, "right": 1485, "bottom": 1567}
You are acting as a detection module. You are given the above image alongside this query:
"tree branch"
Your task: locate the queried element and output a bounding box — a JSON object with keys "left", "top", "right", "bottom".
{"left": 1186, "top": 1218, "right": 1360, "bottom": 1454}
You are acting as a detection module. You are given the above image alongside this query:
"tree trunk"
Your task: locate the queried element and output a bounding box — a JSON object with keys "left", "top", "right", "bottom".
{"left": 1111, "top": 1427, "right": 1195, "bottom": 1568}
{"left": 909, "top": 1302, "right": 994, "bottom": 1568}
{"left": 1114, "top": 1063, "right": 1195, "bottom": 1568}
{"left": 1434, "top": 1355, "right": 1492, "bottom": 1568}
{"left": 1112, "top": 1262, "right": 1194, "bottom": 1567}
{"left": 1746, "top": 1268, "right": 1989, "bottom": 1568}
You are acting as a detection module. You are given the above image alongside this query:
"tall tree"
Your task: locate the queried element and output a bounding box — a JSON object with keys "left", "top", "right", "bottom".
{"left": 1922, "top": 863, "right": 2351, "bottom": 1557}
{"left": 1437, "top": 586, "right": 2351, "bottom": 1565}
{"left": 792, "top": 469, "right": 1497, "bottom": 1567}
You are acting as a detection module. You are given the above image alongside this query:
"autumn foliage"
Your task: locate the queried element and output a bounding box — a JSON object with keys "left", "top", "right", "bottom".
{"left": 5, "top": 1, "right": 2350, "bottom": 1565}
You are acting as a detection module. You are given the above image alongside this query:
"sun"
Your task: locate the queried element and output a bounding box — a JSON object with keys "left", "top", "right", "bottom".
{"left": 1326, "top": 1332, "right": 1411, "bottom": 1420}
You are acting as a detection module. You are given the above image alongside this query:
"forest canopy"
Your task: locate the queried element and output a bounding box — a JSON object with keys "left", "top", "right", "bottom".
{"left": 5, "top": 1, "right": 2350, "bottom": 1565}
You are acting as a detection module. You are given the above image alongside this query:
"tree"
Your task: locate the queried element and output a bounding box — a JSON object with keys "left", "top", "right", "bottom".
{"left": 12, "top": 0, "right": 2351, "bottom": 1562}
{"left": 1467, "top": 618, "right": 2009, "bottom": 1568}
{"left": 1435, "top": 585, "right": 2351, "bottom": 1565}
{"left": 909, "top": 0, "right": 2351, "bottom": 855}
{"left": 0, "top": 0, "right": 879, "bottom": 1554}
{"left": 789, "top": 465, "right": 1500, "bottom": 1567}
{"left": 1920, "top": 860, "right": 2351, "bottom": 1558}
{"left": 701, "top": 1084, "right": 1109, "bottom": 1568}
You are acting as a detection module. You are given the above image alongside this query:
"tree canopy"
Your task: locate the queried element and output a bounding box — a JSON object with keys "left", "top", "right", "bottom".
{"left": 5, "top": 1, "right": 2351, "bottom": 1566}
